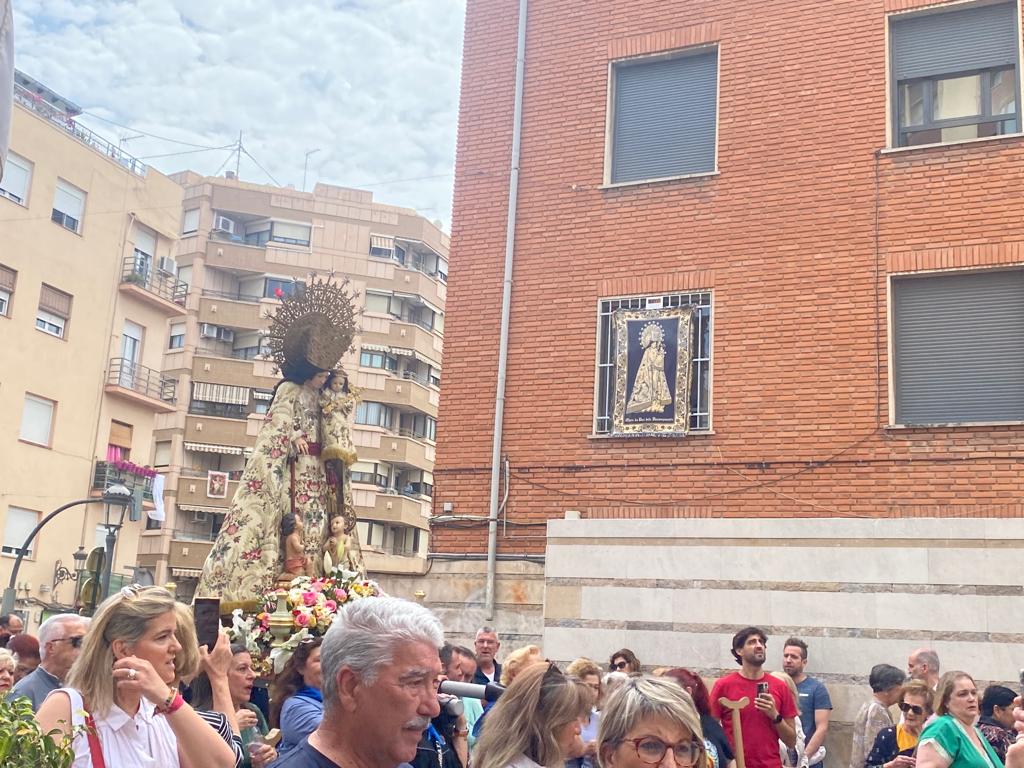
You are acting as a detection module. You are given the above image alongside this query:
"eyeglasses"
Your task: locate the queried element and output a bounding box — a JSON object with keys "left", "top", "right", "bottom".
{"left": 611, "top": 661, "right": 629, "bottom": 671}
{"left": 898, "top": 702, "right": 925, "bottom": 715}
{"left": 623, "top": 737, "right": 702, "bottom": 766}
{"left": 51, "top": 635, "right": 85, "bottom": 649}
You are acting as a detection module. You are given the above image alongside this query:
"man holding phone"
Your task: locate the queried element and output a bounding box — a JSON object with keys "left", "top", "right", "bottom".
{"left": 711, "top": 626, "right": 799, "bottom": 768}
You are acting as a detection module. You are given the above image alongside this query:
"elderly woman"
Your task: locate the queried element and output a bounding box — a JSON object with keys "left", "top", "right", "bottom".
{"left": 609, "top": 649, "right": 641, "bottom": 674}
{"left": 0, "top": 648, "right": 15, "bottom": 695}
{"left": 978, "top": 685, "right": 1017, "bottom": 763}
{"left": 850, "top": 664, "right": 907, "bottom": 768}
{"left": 597, "top": 676, "right": 707, "bottom": 768}
{"left": 917, "top": 672, "right": 1002, "bottom": 768}
{"left": 474, "top": 662, "right": 591, "bottom": 768}
{"left": 867, "top": 680, "right": 933, "bottom": 768}
{"left": 34, "top": 585, "right": 235, "bottom": 767}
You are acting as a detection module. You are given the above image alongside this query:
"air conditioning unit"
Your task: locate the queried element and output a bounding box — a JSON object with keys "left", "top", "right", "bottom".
{"left": 213, "top": 215, "right": 236, "bottom": 234}
{"left": 217, "top": 327, "right": 235, "bottom": 343}
{"left": 157, "top": 256, "right": 178, "bottom": 275}
{"left": 192, "top": 510, "right": 208, "bottom": 523}
{"left": 199, "top": 323, "right": 218, "bottom": 338}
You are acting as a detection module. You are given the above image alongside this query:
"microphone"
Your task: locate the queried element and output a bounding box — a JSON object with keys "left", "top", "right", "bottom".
{"left": 438, "top": 680, "right": 505, "bottom": 702}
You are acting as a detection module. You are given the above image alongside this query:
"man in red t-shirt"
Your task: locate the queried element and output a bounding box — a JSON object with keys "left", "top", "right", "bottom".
{"left": 710, "top": 626, "right": 799, "bottom": 768}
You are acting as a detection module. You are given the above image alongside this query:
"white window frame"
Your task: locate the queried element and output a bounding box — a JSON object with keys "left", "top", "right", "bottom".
{"left": 2, "top": 506, "right": 40, "bottom": 558}
{"left": 169, "top": 321, "right": 186, "bottom": 349}
{"left": 182, "top": 208, "right": 200, "bottom": 235}
{"left": 35, "top": 308, "right": 66, "bottom": 338}
{"left": 0, "top": 152, "right": 31, "bottom": 205}
{"left": 52, "top": 179, "right": 86, "bottom": 234}
{"left": 19, "top": 393, "right": 55, "bottom": 447}
{"left": 0, "top": 288, "right": 9, "bottom": 317}
{"left": 593, "top": 290, "right": 714, "bottom": 436}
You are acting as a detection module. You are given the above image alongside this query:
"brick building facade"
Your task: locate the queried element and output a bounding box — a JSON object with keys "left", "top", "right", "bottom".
{"left": 434, "top": 0, "right": 1024, "bottom": 556}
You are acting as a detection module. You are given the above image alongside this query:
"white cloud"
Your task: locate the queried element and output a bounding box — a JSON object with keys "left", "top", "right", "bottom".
{"left": 13, "top": 0, "right": 465, "bottom": 229}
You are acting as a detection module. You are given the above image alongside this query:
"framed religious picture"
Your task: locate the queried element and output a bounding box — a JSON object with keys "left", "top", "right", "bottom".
{"left": 611, "top": 306, "right": 694, "bottom": 436}
{"left": 206, "top": 470, "right": 229, "bottom": 499}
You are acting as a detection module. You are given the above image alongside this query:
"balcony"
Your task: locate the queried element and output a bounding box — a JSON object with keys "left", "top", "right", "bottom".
{"left": 204, "top": 238, "right": 267, "bottom": 274}
{"left": 119, "top": 257, "right": 188, "bottom": 314}
{"left": 168, "top": 537, "right": 215, "bottom": 572}
{"left": 359, "top": 433, "right": 434, "bottom": 470}
{"left": 14, "top": 78, "right": 147, "bottom": 177}
{"left": 198, "top": 294, "right": 265, "bottom": 331}
{"left": 362, "top": 319, "right": 442, "bottom": 367}
{"left": 92, "top": 460, "right": 154, "bottom": 502}
{"left": 356, "top": 492, "right": 429, "bottom": 530}
{"left": 191, "top": 353, "right": 279, "bottom": 389}
{"left": 184, "top": 415, "right": 253, "bottom": 449}
{"left": 105, "top": 358, "right": 177, "bottom": 412}
{"left": 177, "top": 472, "right": 240, "bottom": 510}
{"left": 375, "top": 375, "right": 439, "bottom": 416}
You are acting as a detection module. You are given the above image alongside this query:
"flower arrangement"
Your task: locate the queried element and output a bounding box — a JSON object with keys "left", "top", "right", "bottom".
{"left": 228, "top": 565, "right": 382, "bottom": 671}
{"left": 111, "top": 459, "right": 158, "bottom": 479}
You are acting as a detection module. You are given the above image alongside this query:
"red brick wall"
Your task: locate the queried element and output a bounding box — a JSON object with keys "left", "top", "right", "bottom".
{"left": 434, "top": 0, "right": 1024, "bottom": 554}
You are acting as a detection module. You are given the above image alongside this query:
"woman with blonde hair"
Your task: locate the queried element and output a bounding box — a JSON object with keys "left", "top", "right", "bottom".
{"left": 501, "top": 644, "right": 545, "bottom": 686}
{"left": 0, "top": 648, "right": 15, "bottom": 695}
{"left": 916, "top": 672, "right": 1002, "bottom": 768}
{"left": 597, "top": 676, "right": 707, "bottom": 768}
{"left": 35, "top": 585, "right": 236, "bottom": 768}
{"left": 474, "top": 661, "right": 592, "bottom": 768}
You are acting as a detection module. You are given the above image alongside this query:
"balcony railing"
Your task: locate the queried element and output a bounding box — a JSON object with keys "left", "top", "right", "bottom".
{"left": 108, "top": 358, "right": 177, "bottom": 403}
{"left": 201, "top": 288, "right": 262, "bottom": 304}
{"left": 92, "top": 460, "right": 154, "bottom": 502}
{"left": 15, "top": 83, "right": 147, "bottom": 177}
{"left": 170, "top": 528, "right": 220, "bottom": 543}
{"left": 121, "top": 256, "right": 188, "bottom": 306}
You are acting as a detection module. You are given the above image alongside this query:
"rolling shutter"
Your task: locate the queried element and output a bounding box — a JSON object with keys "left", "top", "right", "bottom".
{"left": 611, "top": 49, "right": 718, "bottom": 184}
{"left": 893, "top": 269, "right": 1024, "bottom": 424}
{"left": 891, "top": 2, "right": 1019, "bottom": 81}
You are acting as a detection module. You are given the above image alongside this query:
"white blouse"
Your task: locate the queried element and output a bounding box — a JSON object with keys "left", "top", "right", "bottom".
{"left": 50, "top": 687, "right": 180, "bottom": 768}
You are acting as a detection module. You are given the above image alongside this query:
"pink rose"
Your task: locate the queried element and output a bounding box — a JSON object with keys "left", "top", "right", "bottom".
{"left": 295, "top": 613, "right": 310, "bottom": 627}
{"left": 302, "top": 592, "right": 317, "bottom": 607}
{"left": 334, "top": 589, "right": 347, "bottom": 602}
{"left": 324, "top": 600, "right": 337, "bottom": 611}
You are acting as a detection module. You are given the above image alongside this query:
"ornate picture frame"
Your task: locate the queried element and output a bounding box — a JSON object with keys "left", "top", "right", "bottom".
{"left": 207, "top": 470, "right": 229, "bottom": 499}
{"left": 611, "top": 306, "right": 694, "bottom": 436}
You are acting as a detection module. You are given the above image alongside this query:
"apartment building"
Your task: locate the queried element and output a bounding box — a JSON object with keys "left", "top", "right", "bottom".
{"left": 0, "top": 73, "right": 184, "bottom": 624}
{"left": 138, "top": 173, "right": 448, "bottom": 598}
{"left": 426, "top": 0, "right": 1024, "bottom": 751}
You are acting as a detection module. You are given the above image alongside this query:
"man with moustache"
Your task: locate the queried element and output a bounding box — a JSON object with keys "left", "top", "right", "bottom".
{"left": 272, "top": 597, "right": 444, "bottom": 768}
{"left": 711, "top": 626, "right": 799, "bottom": 768}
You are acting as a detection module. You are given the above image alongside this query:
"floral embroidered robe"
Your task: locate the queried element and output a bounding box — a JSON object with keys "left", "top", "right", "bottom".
{"left": 197, "top": 382, "right": 329, "bottom": 601}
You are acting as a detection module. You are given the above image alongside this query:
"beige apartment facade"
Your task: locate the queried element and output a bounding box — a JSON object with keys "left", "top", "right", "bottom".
{"left": 141, "top": 173, "right": 447, "bottom": 598}
{"left": 0, "top": 73, "right": 185, "bottom": 627}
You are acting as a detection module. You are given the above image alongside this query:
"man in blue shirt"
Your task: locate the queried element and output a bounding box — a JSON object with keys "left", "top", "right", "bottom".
{"left": 783, "top": 637, "right": 832, "bottom": 768}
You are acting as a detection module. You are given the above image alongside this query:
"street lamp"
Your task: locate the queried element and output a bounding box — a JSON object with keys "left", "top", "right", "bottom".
{"left": 0, "top": 485, "right": 133, "bottom": 616}
{"left": 99, "top": 484, "right": 133, "bottom": 601}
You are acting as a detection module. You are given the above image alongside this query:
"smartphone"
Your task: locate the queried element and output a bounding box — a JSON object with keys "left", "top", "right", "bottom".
{"left": 757, "top": 682, "right": 771, "bottom": 697}
{"left": 193, "top": 597, "right": 221, "bottom": 650}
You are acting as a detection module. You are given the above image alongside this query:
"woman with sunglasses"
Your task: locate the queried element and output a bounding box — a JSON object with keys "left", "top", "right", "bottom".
{"left": 474, "top": 661, "right": 591, "bottom": 768}
{"left": 597, "top": 676, "right": 708, "bottom": 768}
{"left": 34, "top": 585, "right": 236, "bottom": 768}
{"left": 610, "top": 649, "right": 642, "bottom": 675}
{"left": 866, "top": 681, "right": 933, "bottom": 768}
{"left": 916, "top": 672, "right": 1003, "bottom": 768}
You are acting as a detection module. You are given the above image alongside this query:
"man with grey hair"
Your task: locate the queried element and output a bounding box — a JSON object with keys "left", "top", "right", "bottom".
{"left": 472, "top": 626, "right": 501, "bottom": 685}
{"left": 907, "top": 648, "right": 940, "bottom": 690}
{"left": 273, "top": 596, "right": 444, "bottom": 767}
{"left": 7, "top": 613, "right": 88, "bottom": 710}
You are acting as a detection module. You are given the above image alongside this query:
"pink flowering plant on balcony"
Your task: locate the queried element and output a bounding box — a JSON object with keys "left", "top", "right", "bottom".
{"left": 111, "top": 460, "right": 157, "bottom": 479}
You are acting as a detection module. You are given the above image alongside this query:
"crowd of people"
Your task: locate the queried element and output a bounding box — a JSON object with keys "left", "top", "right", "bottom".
{"left": 4, "top": 603, "right": 1024, "bottom": 768}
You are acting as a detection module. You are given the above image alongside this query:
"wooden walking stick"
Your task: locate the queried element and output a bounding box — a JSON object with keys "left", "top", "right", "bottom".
{"left": 719, "top": 696, "right": 749, "bottom": 768}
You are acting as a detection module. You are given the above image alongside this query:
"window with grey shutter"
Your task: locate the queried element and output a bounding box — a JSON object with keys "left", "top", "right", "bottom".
{"left": 610, "top": 48, "right": 718, "bottom": 184}
{"left": 890, "top": 2, "right": 1021, "bottom": 146}
{"left": 893, "top": 269, "right": 1024, "bottom": 425}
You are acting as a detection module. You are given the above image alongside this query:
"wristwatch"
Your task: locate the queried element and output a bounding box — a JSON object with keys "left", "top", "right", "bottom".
{"left": 773, "top": 713, "right": 783, "bottom": 724}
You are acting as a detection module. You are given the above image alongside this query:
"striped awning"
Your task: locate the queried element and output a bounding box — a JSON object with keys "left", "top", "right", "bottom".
{"left": 361, "top": 343, "right": 390, "bottom": 353}
{"left": 252, "top": 389, "right": 274, "bottom": 401}
{"left": 370, "top": 234, "right": 394, "bottom": 250}
{"left": 177, "top": 503, "right": 228, "bottom": 514}
{"left": 170, "top": 568, "right": 203, "bottom": 578}
{"left": 184, "top": 442, "right": 243, "bottom": 455}
{"left": 192, "top": 382, "right": 249, "bottom": 406}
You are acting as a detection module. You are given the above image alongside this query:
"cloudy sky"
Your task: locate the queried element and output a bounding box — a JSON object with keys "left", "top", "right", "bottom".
{"left": 13, "top": 0, "right": 466, "bottom": 229}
